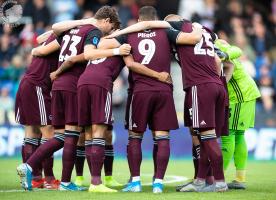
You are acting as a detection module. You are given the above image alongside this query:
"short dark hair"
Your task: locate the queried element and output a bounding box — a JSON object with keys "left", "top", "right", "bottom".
{"left": 138, "top": 6, "right": 158, "bottom": 21}
{"left": 94, "top": 6, "right": 120, "bottom": 29}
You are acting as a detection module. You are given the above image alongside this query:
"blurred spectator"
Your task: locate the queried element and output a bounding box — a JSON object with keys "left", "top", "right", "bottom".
{"left": 0, "top": 87, "right": 14, "bottom": 112}
{"left": 50, "top": 0, "right": 79, "bottom": 22}
{"left": 178, "top": 0, "right": 205, "bottom": 20}
{"left": 0, "top": 55, "right": 25, "bottom": 82}
{"left": 0, "top": 34, "right": 17, "bottom": 67}
{"left": 23, "top": 0, "right": 51, "bottom": 33}
{"left": 117, "top": 0, "right": 138, "bottom": 28}
{"left": 259, "top": 65, "right": 274, "bottom": 112}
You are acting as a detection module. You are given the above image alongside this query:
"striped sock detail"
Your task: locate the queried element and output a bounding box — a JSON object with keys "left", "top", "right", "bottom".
{"left": 85, "top": 140, "right": 93, "bottom": 146}
{"left": 65, "top": 130, "right": 80, "bottom": 137}
{"left": 40, "top": 138, "right": 48, "bottom": 145}
{"left": 91, "top": 138, "right": 105, "bottom": 146}
{"left": 155, "top": 135, "right": 170, "bottom": 141}
{"left": 153, "top": 138, "right": 157, "bottom": 145}
{"left": 25, "top": 138, "right": 40, "bottom": 146}
{"left": 54, "top": 133, "right": 65, "bottom": 142}
{"left": 76, "top": 147, "right": 86, "bottom": 157}
{"left": 105, "top": 148, "right": 114, "bottom": 157}
{"left": 129, "top": 135, "right": 143, "bottom": 140}
{"left": 200, "top": 134, "right": 216, "bottom": 141}
{"left": 76, "top": 150, "right": 86, "bottom": 157}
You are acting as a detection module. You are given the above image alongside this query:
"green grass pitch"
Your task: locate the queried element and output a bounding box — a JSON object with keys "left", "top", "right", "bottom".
{"left": 0, "top": 158, "right": 275, "bottom": 200}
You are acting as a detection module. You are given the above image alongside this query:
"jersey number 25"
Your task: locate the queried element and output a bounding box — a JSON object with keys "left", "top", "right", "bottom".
{"left": 194, "top": 32, "right": 215, "bottom": 57}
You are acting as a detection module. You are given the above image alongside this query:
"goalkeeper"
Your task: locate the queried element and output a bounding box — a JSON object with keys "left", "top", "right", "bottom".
{"left": 216, "top": 40, "right": 261, "bottom": 190}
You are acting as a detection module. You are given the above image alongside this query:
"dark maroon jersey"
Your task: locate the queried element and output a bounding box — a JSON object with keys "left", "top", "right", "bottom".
{"left": 117, "top": 29, "right": 173, "bottom": 93}
{"left": 171, "top": 21, "right": 222, "bottom": 90}
{"left": 23, "top": 34, "right": 59, "bottom": 90}
{"left": 78, "top": 56, "right": 125, "bottom": 92}
{"left": 127, "top": 71, "right": 134, "bottom": 94}
{"left": 52, "top": 24, "right": 100, "bottom": 93}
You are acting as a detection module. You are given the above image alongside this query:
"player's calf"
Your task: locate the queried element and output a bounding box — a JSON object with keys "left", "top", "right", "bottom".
{"left": 152, "top": 133, "right": 170, "bottom": 193}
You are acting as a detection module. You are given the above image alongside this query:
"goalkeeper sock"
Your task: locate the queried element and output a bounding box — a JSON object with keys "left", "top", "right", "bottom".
{"left": 234, "top": 130, "right": 247, "bottom": 182}
{"left": 221, "top": 129, "right": 235, "bottom": 171}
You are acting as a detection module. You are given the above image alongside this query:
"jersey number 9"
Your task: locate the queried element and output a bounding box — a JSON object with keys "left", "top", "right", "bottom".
{"left": 138, "top": 39, "right": 156, "bottom": 64}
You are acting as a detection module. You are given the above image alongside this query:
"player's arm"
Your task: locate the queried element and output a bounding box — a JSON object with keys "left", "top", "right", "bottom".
{"left": 31, "top": 40, "right": 61, "bottom": 57}
{"left": 50, "top": 53, "right": 86, "bottom": 81}
{"left": 123, "top": 55, "right": 172, "bottom": 84}
{"left": 166, "top": 26, "right": 202, "bottom": 45}
{"left": 215, "top": 53, "right": 222, "bottom": 75}
{"left": 52, "top": 18, "right": 96, "bottom": 36}
{"left": 98, "top": 34, "right": 127, "bottom": 49}
{"left": 223, "top": 61, "right": 234, "bottom": 82}
{"left": 84, "top": 29, "right": 131, "bottom": 60}
{"left": 84, "top": 42, "right": 131, "bottom": 60}
{"left": 36, "top": 30, "right": 54, "bottom": 44}
{"left": 215, "top": 39, "right": 242, "bottom": 60}
{"left": 215, "top": 48, "right": 234, "bottom": 82}
{"left": 105, "top": 21, "right": 172, "bottom": 39}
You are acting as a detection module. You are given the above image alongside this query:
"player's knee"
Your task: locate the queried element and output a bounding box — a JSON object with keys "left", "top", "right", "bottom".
{"left": 199, "top": 128, "right": 215, "bottom": 136}
{"left": 92, "top": 131, "right": 105, "bottom": 138}
{"left": 25, "top": 125, "right": 41, "bottom": 138}
{"left": 128, "top": 130, "right": 143, "bottom": 138}
{"left": 65, "top": 124, "right": 81, "bottom": 132}
{"left": 40, "top": 125, "right": 54, "bottom": 139}
{"left": 154, "top": 130, "right": 169, "bottom": 137}
{"left": 105, "top": 130, "right": 112, "bottom": 145}
{"left": 92, "top": 124, "right": 107, "bottom": 138}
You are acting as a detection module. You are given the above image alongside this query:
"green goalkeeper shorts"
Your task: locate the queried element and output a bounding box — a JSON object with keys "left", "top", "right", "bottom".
{"left": 229, "top": 100, "right": 256, "bottom": 130}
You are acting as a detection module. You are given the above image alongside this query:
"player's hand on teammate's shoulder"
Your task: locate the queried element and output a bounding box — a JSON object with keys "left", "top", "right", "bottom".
{"left": 192, "top": 22, "right": 203, "bottom": 29}
{"left": 157, "top": 72, "right": 173, "bottom": 84}
{"left": 50, "top": 71, "right": 58, "bottom": 82}
{"left": 119, "top": 43, "right": 131, "bottom": 56}
{"left": 191, "top": 22, "right": 203, "bottom": 37}
{"left": 104, "top": 29, "right": 121, "bottom": 39}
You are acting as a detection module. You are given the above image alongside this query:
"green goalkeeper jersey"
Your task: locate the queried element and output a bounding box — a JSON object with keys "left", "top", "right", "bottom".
{"left": 215, "top": 40, "right": 261, "bottom": 104}
{"left": 227, "top": 59, "right": 261, "bottom": 104}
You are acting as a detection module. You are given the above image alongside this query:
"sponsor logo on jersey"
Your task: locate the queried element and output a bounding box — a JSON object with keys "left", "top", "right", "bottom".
{"left": 92, "top": 36, "right": 99, "bottom": 46}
